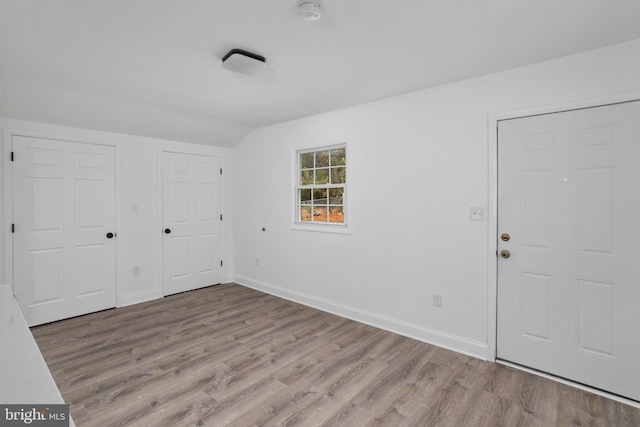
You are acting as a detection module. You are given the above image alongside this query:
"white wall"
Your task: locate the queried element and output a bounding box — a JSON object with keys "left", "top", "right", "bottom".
{"left": 2, "top": 38, "right": 639, "bottom": 359}
{"left": 0, "top": 118, "right": 233, "bottom": 306}
{"left": 232, "top": 38, "right": 640, "bottom": 359}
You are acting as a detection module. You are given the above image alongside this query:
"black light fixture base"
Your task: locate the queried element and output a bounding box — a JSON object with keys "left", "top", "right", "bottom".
{"left": 221, "top": 48, "right": 267, "bottom": 75}
{"left": 222, "top": 49, "right": 266, "bottom": 64}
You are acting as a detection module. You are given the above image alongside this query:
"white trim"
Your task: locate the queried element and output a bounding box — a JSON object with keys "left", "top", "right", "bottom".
{"left": 498, "top": 360, "right": 640, "bottom": 409}
{"left": 291, "top": 142, "right": 350, "bottom": 234}
{"left": 234, "top": 274, "right": 489, "bottom": 360}
{"left": 113, "top": 141, "right": 123, "bottom": 307}
{"left": 2, "top": 126, "right": 120, "bottom": 147}
{"left": 487, "top": 91, "right": 640, "bottom": 371}
{"left": 2, "top": 129, "right": 12, "bottom": 290}
{"left": 157, "top": 148, "right": 164, "bottom": 297}
{"left": 296, "top": 143, "right": 347, "bottom": 155}
{"left": 489, "top": 90, "right": 640, "bottom": 125}
{"left": 290, "top": 222, "right": 351, "bottom": 234}
{"left": 121, "top": 290, "right": 163, "bottom": 307}
{"left": 486, "top": 115, "right": 498, "bottom": 361}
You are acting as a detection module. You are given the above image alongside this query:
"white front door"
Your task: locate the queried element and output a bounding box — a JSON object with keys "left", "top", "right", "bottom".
{"left": 162, "top": 152, "right": 223, "bottom": 296}
{"left": 13, "top": 136, "right": 117, "bottom": 326}
{"left": 497, "top": 101, "right": 640, "bottom": 401}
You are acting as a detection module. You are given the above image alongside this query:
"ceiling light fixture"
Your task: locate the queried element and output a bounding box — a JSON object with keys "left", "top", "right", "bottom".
{"left": 221, "top": 49, "right": 266, "bottom": 75}
{"left": 297, "top": 0, "right": 322, "bottom": 21}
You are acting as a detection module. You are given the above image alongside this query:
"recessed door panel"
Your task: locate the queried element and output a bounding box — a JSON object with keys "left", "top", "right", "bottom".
{"left": 171, "top": 160, "right": 189, "bottom": 174}
{"left": 76, "top": 152, "right": 104, "bottom": 170}
{"left": 197, "top": 161, "right": 215, "bottom": 175}
{"left": 198, "top": 234, "right": 216, "bottom": 274}
{"left": 76, "top": 179, "right": 104, "bottom": 229}
{"left": 171, "top": 236, "right": 191, "bottom": 279}
{"left": 578, "top": 168, "right": 617, "bottom": 256}
{"left": 76, "top": 244, "right": 105, "bottom": 296}
{"left": 197, "top": 183, "right": 215, "bottom": 221}
{"left": 30, "top": 178, "right": 63, "bottom": 232}
{"left": 29, "top": 248, "right": 64, "bottom": 305}
{"left": 521, "top": 171, "right": 552, "bottom": 250}
{"left": 521, "top": 273, "right": 552, "bottom": 342}
{"left": 29, "top": 148, "right": 63, "bottom": 167}
{"left": 579, "top": 126, "right": 615, "bottom": 148}
{"left": 577, "top": 279, "right": 617, "bottom": 359}
{"left": 171, "top": 183, "right": 190, "bottom": 223}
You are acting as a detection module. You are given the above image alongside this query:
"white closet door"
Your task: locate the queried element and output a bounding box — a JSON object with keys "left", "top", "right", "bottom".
{"left": 13, "top": 136, "right": 116, "bottom": 326}
{"left": 162, "top": 152, "right": 223, "bottom": 296}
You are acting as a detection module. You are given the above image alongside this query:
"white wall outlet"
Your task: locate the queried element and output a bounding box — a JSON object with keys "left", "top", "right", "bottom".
{"left": 469, "top": 206, "right": 486, "bottom": 221}
{"left": 433, "top": 293, "right": 442, "bottom": 308}
{"left": 131, "top": 203, "right": 139, "bottom": 214}
{"left": 132, "top": 266, "right": 140, "bottom": 276}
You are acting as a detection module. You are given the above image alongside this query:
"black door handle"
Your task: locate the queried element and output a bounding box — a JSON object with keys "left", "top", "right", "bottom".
{"left": 106, "top": 232, "right": 115, "bottom": 239}
{"left": 164, "top": 228, "right": 171, "bottom": 234}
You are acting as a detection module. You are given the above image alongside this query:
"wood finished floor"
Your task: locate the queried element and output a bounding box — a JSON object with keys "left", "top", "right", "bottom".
{"left": 32, "top": 283, "right": 640, "bottom": 427}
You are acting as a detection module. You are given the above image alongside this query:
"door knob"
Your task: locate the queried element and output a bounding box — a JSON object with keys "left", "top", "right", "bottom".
{"left": 500, "top": 250, "right": 511, "bottom": 259}
{"left": 106, "top": 232, "right": 115, "bottom": 239}
{"left": 164, "top": 228, "right": 171, "bottom": 234}
{"left": 501, "top": 233, "right": 510, "bottom": 242}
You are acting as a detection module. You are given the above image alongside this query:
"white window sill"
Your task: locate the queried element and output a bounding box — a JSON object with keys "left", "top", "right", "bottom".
{"left": 291, "top": 222, "right": 351, "bottom": 235}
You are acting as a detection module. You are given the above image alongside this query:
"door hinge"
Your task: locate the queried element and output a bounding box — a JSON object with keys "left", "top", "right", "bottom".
{"left": 220, "top": 260, "right": 223, "bottom": 267}
{"left": 10, "top": 152, "right": 14, "bottom": 161}
{"left": 220, "top": 168, "right": 223, "bottom": 175}
{"left": 11, "top": 223, "right": 15, "bottom": 233}
{"left": 220, "top": 214, "right": 223, "bottom": 221}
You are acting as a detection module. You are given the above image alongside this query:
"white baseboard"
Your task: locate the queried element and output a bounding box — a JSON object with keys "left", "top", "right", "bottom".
{"left": 233, "top": 275, "right": 489, "bottom": 360}
{"left": 120, "top": 290, "right": 163, "bottom": 307}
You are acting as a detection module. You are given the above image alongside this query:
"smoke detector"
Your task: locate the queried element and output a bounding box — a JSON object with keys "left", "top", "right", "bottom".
{"left": 297, "top": 1, "right": 322, "bottom": 21}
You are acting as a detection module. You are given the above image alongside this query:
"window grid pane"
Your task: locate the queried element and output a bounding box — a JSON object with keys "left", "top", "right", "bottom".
{"left": 315, "top": 168, "right": 329, "bottom": 185}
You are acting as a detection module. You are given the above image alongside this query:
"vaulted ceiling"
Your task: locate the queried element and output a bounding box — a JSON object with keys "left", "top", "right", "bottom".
{"left": 1, "top": 1, "right": 640, "bottom": 147}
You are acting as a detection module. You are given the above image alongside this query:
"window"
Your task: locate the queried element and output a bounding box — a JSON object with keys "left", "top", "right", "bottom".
{"left": 296, "top": 145, "right": 346, "bottom": 225}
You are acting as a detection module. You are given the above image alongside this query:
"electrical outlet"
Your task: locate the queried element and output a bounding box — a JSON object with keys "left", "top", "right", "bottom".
{"left": 256, "top": 257, "right": 261, "bottom": 266}
{"left": 469, "top": 206, "right": 486, "bottom": 222}
{"left": 433, "top": 293, "right": 442, "bottom": 308}
{"left": 131, "top": 203, "right": 139, "bottom": 214}
{"left": 132, "top": 266, "right": 140, "bottom": 276}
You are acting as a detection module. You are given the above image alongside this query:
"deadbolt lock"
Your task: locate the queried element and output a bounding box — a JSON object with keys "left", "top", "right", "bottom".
{"left": 500, "top": 233, "right": 510, "bottom": 242}
{"left": 500, "top": 250, "right": 511, "bottom": 259}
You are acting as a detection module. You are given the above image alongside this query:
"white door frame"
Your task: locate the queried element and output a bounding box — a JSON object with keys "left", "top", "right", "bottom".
{"left": 487, "top": 91, "right": 640, "bottom": 363}
{"left": 2, "top": 128, "right": 121, "bottom": 305}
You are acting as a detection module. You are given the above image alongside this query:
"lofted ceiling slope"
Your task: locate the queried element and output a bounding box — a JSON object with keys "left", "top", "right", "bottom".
{"left": 1, "top": 1, "right": 640, "bottom": 147}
